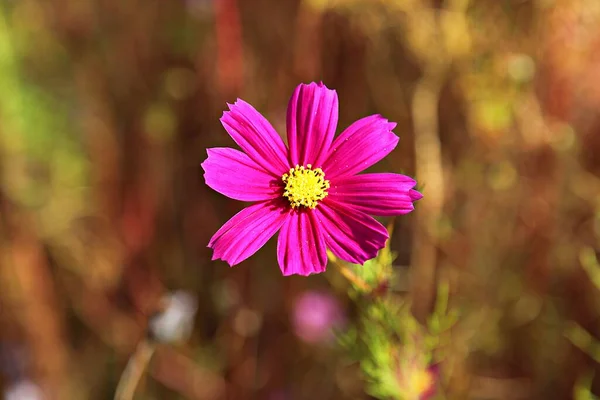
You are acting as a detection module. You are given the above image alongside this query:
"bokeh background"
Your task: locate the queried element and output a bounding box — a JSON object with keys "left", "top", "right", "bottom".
{"left": 1, "top": 0, "right": 600, "bottom": 399}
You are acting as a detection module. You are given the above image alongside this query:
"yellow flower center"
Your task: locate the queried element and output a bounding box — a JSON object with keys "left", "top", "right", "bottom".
{"left": 282, "top": 164, "right": 330, "bottom": 209}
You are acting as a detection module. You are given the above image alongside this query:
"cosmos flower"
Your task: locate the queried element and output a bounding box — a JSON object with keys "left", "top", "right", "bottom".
{"left": 202, "top": 82, "right": 422, "bottom": 276}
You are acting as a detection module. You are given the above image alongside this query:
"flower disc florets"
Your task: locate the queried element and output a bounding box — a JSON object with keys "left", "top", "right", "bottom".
{"left": 282, "top": 164, "right": 330, "bottom": 209}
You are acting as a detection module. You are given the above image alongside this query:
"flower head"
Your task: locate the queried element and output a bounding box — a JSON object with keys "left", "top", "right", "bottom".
{"left": 202, "top": 82, "right": 422, "bottom": 276}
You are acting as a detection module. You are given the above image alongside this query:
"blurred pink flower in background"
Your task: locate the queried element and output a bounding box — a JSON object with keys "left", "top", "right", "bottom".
{"left": 292, "top": 290, "right": 346, "bottom": 344}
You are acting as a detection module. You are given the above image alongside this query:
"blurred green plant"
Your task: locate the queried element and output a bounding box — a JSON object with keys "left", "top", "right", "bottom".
{"left": 566, "top": 202, "right": 600, "bottom": 399}
{"left": 574, "top": 370, "right": 599, "bottom": 400}
{"left": 334, "top": 227, "right": 458, "bottom": 400}
{"left": 0, "top": 5, "right": 89, "bottom": 221}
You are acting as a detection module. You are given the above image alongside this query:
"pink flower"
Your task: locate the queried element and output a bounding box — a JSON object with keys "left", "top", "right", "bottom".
{"left": 292, "top": 291, "right": 345, "bottom": 344}
{"left": 202, "top": 82, "right": 422, "bottom": 276}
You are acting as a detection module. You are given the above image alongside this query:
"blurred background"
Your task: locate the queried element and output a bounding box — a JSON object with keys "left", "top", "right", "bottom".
{"left": 1, "top": 0, "right": 600, "bottom": 399}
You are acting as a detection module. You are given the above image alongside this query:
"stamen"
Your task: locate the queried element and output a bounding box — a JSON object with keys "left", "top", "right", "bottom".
{"left": 281, "top": 164, "right": 330, "bottom": 209}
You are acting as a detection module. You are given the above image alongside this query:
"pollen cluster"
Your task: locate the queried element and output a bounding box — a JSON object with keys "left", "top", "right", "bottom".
{"left": 282, "top": 164, "right": 330, "bottom": 209}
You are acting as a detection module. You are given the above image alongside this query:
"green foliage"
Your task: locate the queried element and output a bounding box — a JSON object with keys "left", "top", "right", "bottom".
{"left": 565, "top": 321, "right": 600, "bottom": 365}
{"left": 574, "top": 370, "right": 599, "bottom": 400}
{"left": 0, "top": 7, "right": 89, "bottom": 219}
{"left": 337, "top": 229, "right": 458, "bottom": 400}
{"left": 565, "top": 206, "right": 600, "bottom": 397}
{"left": 581, "top": 248, "right": 600, "bottom": 292}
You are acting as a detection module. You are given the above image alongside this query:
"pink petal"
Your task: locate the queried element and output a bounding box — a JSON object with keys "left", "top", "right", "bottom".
{"left": 322, "top": 115, "right": 398, "bottom": 180}
{"left": 202, "top": 148, "right": 282, "bottom": 201}
{"left": 209, "top": 200, "right": 288, "bottom": 266}
{"left": 314, "top": 200, "right": 389, "bottom": 265}
{"left": 286, "top": 82, "right": 339, "bottom": 167}
{"left": 221, "top": 99, "right": 290, "bottom": 175}
{"left": 328, "top": 173, "right": 421, "bottom": 216}
{"left": 277, "top": 210, "right": 327, "bottom": 276}
{"left": 409, "top": 189, "right": 423, "bottom": 201}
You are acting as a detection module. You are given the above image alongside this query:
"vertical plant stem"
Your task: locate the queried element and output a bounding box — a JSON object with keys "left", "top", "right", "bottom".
{"left": 410, "top": 61, "right": 446, "bottom": 322}
{"left": 335, "top": 261, "right": 372, "bottom": 292}
{"left": 214, "top": 0, "right": 244, "bottom": 98}
{"left": 114, "top": 340, "right": 156, "bottom": 400}
{"left": 293, "top": 1, "right": 323, "bottom": 80}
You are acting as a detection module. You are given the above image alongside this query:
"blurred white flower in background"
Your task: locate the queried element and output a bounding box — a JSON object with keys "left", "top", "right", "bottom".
{"left": 4, "top": 380, "right": 44, "bottom": 400}
{"left": 149, "top": 291, "right": 198, "bottom": 344}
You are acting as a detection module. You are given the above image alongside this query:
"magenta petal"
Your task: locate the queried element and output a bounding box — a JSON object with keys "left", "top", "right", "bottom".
{"left": 314, "top": 200, "right": 389, "bottom": 265}
{"left": 221, "top": 99, "right": 290, "bottom": 174}
{"left": 287, "top": 82, "right": 339, "bottom": 167}
{"left": 322, "top": 115, "right": 398, "bottom": 180}
{"left": 202, "top": 148, "right": 282, "bottom": 201}
{"left": 409, "top": 189, "right": 423, "bottom": 201}
{"left": 328, "top": 173, "right": 421, "bottom": 216}
{"left": 209, "top": 200, "right": 288, "bottom": 266}
{"left": 277, "top": 211, "right": 327, "bottom": 276}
